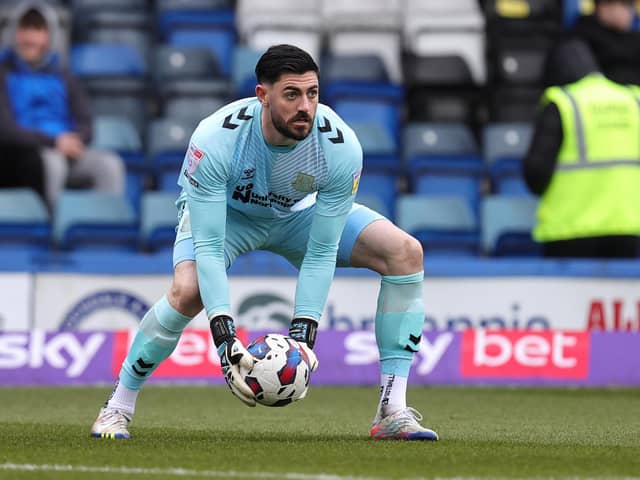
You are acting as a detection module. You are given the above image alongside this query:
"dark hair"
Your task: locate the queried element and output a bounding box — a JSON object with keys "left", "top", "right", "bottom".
{"left": 544, "top": 39, "right": 600, "bottom": 86}
{"left": 255, "top": 44, "right": 319, "bottom": 84}
{"left": 18, "top": 8, "right": 47, "bottom": 30}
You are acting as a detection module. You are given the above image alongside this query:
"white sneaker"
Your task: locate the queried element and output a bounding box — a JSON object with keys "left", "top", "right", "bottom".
{"left": 90, "top": 407, "right": 132, "bottom": 439}
{"left": 370, "top": 407, "right": 439, "bottom": 441}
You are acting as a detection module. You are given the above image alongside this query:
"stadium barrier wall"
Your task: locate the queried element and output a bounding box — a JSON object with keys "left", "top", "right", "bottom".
{"left": 1, "top": 272, "right": 639, "bottom": 332}
{"left": 0, "top": 329, "right": 638, "bottom": 387}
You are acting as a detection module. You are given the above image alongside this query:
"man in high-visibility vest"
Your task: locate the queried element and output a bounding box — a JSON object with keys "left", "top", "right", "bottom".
{"left": 523, "top": 39, "right": 640, "bottom": 258}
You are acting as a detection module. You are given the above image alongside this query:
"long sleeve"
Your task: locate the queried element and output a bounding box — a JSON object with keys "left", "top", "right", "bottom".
{"left": 523, "top": 102, "right": 563, "bottom": 196}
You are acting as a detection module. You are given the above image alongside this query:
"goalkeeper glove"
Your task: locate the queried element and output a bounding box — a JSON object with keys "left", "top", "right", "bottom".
{"left": 210, "top": 314, "right": 256, "bottom": 407}
{"left": 289, "top": 317, "right": 319, "bottom": 372}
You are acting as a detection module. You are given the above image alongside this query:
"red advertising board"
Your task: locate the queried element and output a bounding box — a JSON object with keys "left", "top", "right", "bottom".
{"left": 112, "top": 329, "right": 248, "bottom": 379}
{"left": 461, "top": 330, "right": 590, "bottom": 379}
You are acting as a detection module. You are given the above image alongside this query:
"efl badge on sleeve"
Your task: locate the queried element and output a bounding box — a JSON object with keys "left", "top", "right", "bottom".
{"left": 187, "top": 143, "right": 204, "bottom": 174}
{"left": 352, "top": 168, "right": 362, "bottom": 195}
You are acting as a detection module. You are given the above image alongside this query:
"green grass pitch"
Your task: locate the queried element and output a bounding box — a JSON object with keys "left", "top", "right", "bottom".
{"left": 0, "top": 385, "right": 639, "bottom": 480}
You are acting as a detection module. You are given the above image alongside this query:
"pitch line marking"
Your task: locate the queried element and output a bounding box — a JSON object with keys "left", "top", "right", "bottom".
{"left": 1, "top": 464, "right": 639, "bottom": 480}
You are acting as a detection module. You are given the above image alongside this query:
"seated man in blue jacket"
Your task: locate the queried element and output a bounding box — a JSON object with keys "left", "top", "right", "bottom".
{"left": 0, "top": 1, "right": 124, "bottom": 211}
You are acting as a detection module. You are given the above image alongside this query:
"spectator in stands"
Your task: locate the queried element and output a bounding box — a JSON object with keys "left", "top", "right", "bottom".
{"left": 0, "top": 1, "right": 124, "bottom": 211}
{"left": 524, "top": 39, "right": 640, "bottom": 258}
{"left": 565, "top": 0, "right": 640, "bottom": 85}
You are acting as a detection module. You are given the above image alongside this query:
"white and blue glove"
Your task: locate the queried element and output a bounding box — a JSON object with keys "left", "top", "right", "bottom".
{"left": 210, "top": 314, "right": 256, "bottom": 407}
{"left": 289, "top": 317, "right": 319, "bottom": 372}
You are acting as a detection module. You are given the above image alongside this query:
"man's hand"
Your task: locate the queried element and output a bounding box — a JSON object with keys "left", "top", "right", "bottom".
{"left": 210, "top": 314, "right": 256, "bottom": 407}
{"left": 55, "top": 132, "right": 85, "bottom": 160}
{"left": 289, "top": 317, "right": 319, "bottom": 372}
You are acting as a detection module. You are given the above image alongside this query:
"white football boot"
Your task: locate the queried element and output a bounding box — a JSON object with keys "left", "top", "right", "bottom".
{"left": 370, "top": 407, "right": 439, "bottom": 441}
{"left": 90, "top": 407, "right": 132, "bottom": 439}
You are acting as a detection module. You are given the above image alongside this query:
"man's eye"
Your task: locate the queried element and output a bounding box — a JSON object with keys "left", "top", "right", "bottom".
{"left": 286, "top": 92, "right": 297, "bottom": 100}
{"left": 308, "top": 91, "right": 318, "bottom": 98}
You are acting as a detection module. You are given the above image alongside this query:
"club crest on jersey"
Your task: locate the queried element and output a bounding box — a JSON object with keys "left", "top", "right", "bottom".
{"left": 187, "top": 143, "right": 204, "bottom": 174}
{"left": 291, "top": 172, "right": 315, "bottom": 192}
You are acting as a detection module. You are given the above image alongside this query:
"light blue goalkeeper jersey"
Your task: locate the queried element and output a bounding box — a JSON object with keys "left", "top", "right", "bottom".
{"left": 177, "top": 97, "right": 363, "bottom": 320}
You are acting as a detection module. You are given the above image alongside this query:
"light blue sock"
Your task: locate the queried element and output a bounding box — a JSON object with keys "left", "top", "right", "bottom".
{"left": 374, "top": 271, "right": 425, "bottom": 378}
{"left": 119, "top": 296, "right": 192, "bottom": 390}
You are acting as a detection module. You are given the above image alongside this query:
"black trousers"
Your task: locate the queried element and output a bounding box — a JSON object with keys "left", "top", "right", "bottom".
{"left": 543, "top": 235, "right": 640, "bottom": 259}
{"left": 0, "top": 145, "right": 45, "bottom": 202}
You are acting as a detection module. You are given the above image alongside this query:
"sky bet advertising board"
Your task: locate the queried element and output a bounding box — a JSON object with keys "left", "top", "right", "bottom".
{"left": 0, "top": 329, "right": 638, "bottom": 387}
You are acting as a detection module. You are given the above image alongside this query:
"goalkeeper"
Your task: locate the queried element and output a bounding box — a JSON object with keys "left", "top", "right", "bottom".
{"left": 91, "top": 44, "right": 438, "bottom": 442}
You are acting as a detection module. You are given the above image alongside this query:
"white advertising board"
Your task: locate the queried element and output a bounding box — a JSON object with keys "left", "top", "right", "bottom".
{"left": 33, "top": 273, "right": 640, "bottom": 332}
{"left": 0, "top": 273, "right": 32, "bottom": 331}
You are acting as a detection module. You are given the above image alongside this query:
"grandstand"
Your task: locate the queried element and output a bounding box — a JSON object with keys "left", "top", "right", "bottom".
{"left": 0, "top": 0, "right": 637, "bottom": 261}
{"left": 1, "top": 0, "right": 640, "bottom": 329}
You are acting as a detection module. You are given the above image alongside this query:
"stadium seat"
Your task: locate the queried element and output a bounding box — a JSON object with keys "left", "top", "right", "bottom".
{"left": 148, "top": 118, "right": 197, "bottom": 191}
{"left": 484, "top": 0, "right": 563, "bottom": 36}
{"left": 322, "top": 54, "right": 404, "bottom": 106}
{"left": 231, "top": 45, "right": 263, "bottom": 97}
{"left": 403, "top": 0, "right": 486, "bottom": 85}
{"left": 333, "top": 100, "right": 401, "bottom": 151}
{"left": 236, "top": 0, "right": 321, "bottom": 62}
{"left": 489, "top": 86, "right": 543, "bottom": 123}
{"left": 152, "top": 45, "right": 229, "bottom": 99}
{"left": 156, "top": 0, "right": 235, "bottom": 41}
{"left": 140, "top": 191, "right": 178, "bottom": 252}
{"left": 349, "top": 122, "right": 400, "bottom": 174}
{"left": 168, "top": 28, "right": 237, "bottom": 78}
{"left": 0, "top": 189, "right": 50, "bottom": 249}
{"left": 53, "top": 191, "right": 138, "bottom": 251}
{"left": 71, "top": 43, "right": 148, "bottom": 105}
{"left": 163, "top": 96, "right": 226, "bottom": 123}
{"left": 491, "top": 39, "right": 551, "bottom": 86}
{"left": 396, "top": 194, "right": 479, "bottom": 256}
{"left": 322, "top": 0, "right": 403, "bottom": 83}
{"left": 89, "top": 95, "right": 148, "bottom": 139}
{"left": 483, "top": 122, "right": 533, "bottom": 195}
{"left": 91, "top": 115, "right": 147, "bottom": 211}
{"left": 403, "top": 122, "right": 484, "bottom": 176}
{"left": 355, "top": 173, "right": 398, "bottom": 220}
{"left": 481, "top": 195, "right": 541, "bottom": 257}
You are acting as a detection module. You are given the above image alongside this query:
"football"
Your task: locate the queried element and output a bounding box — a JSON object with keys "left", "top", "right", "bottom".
{"left": 244, "top": 333, "right": 312, "bottom": 407}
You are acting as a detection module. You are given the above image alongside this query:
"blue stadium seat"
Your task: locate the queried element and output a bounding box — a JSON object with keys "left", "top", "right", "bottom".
{"left": 0, "top": 189, "right": 50, "bottom": 250}
{"left": 396, "top": 194, "right": 479, "bottom": 256}
{"left": 483, "top": 123, "right": 533, "bottom": 195}
{"left": 349, "top": 122, "right": 400, "bottom": 173}
{"left": 71, "top": 43, "right": 148, "bottom": 100}
{"left": 404, "top": 122, "right": 485, "bottom": 212}
{"left": 140, "top": 191, "right": 178, "bottom": 252}
{"left": 481, "top": 195, "right": 541, "bottom": 257}
{"left": 156, "top": 0, "right": 235, "bottom": 40}
{"left": 147, "top": 118, "right": 196, "bottom": 192}
{"left": 355, "top": 173, "right": 398, "bottom": 220}
{"left": 91, "top": 115, "right": 147, "bottom": 211}
{"left": 231, "top": 46, "right": 263, "bottom": 97}
{"left": 334, "top": 100, "right": 401, "bottom": 151}
{"left": 71, "top": 43, "right": 146, "bottom": 77}
{"left": 228, "top": 249, "right": 298, "bottom": 276}
{"left": 169, "top": 28, "right": 236, "bottom": 78}
{"left": 322, "top": 54, "right": 404, "bottom": 106}
{"left": 53, "top": 191, "right": 138, "bottom": 251}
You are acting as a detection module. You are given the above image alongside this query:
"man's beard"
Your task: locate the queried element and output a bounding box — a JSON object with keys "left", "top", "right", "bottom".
{"left": 272, "top": 111, "right": 313, "bottom": 141}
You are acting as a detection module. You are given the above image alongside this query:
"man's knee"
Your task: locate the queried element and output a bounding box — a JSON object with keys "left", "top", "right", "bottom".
{"left": 86, "top": 149, "right": 125, "bottom": 193}
{"left": 401, "top": 234, "right": 424, "bottom": 272}
{"left": 168, "top": 264, "right": 202, "bottom": 316}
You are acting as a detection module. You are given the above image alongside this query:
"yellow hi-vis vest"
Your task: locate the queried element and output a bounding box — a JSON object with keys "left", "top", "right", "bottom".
{"left": 534, "top": 73, "right": 640, "bottom": 242}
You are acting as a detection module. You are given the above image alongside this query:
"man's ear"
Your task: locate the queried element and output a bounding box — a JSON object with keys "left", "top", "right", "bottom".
{"left": 256, "top": 84, "right": 269, "bottom": 107}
